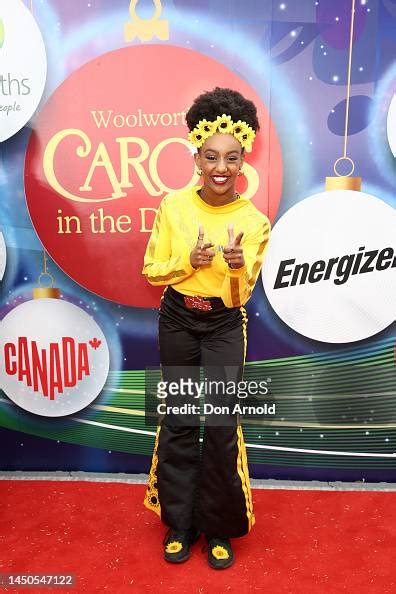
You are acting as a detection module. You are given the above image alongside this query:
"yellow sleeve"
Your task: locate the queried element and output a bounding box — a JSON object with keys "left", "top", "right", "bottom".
{"left": 220, "top": 218, "right": 271, "bottom": 308}
{"left": 142, "top": 200, "right": 195, "bottom": 286}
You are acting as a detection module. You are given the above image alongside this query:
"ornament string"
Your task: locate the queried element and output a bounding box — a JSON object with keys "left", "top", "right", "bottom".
{"left": 333, "top": 0, "right": 356, "bottom": 177}
{"left": 38, "top": 250, "right": 55, "bottom": 288}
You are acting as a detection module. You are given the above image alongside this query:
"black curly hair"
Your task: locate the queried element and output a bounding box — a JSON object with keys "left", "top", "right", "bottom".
{"left": 186, "top": 87, "right": 260, "bottom": 134}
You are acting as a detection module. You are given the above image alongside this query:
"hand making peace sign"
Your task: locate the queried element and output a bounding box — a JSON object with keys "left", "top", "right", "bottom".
{"left": 190, "top": 225, "right": 215, "bottom": 269}
{"left": 223, "top": 224, "right": 245, "bottom": 269}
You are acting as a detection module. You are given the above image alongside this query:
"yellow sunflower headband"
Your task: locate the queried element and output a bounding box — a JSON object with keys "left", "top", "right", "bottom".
{"left": 188, "top": 114, "right": 256, "bottom": 152}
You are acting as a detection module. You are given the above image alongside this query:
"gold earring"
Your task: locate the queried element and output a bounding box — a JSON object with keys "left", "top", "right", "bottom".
{"left": 197, "top": 169, "right": 202, "bottom": 176}
{"left": 238, "top": 168, "right": 245, "bottom": 176}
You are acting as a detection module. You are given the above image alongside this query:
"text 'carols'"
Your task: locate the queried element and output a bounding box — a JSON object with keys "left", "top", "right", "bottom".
{"left": 43, "top": 129, "right": 259, "bottom": 203}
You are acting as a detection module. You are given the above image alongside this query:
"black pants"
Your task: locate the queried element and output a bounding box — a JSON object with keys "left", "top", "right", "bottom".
{"left": 143, "top": 286, "right": 255, "bottom": 538}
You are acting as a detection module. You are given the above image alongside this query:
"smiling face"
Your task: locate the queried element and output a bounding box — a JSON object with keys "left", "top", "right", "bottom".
{"left": 194, "top": 132, "right": 244, "bottom": 204}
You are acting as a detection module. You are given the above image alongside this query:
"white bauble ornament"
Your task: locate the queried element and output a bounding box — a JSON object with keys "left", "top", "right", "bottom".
{"left": 0, "top": 0, "right": 47, "bottom": 141}
{"left": 387, "top": 94, "right": 396, "bottom": 158}
{"left": 0, "top": 232, "right": 5, "bottom": 281}
{"left": 262, "top": 190, "right": 396, "bottom": 343}
{"left": 0, "top": 298, "right": 110, "bottom": 416}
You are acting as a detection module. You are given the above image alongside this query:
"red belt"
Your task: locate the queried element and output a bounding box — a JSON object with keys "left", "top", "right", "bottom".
{"left": 167, "top": 286, "right": 224, "bottom": 311}
{"left": 184, "top": 295, "right": 214, "bottom": 311}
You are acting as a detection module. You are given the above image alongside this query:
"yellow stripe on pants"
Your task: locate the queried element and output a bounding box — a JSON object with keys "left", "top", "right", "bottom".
{"left": 143, "top": 424, "right": 162, "bottom": 518}
{"left": 236, "top": 424, "right": 255, "bottom": 531}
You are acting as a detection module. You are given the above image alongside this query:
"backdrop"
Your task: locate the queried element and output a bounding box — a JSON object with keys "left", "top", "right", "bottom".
{"left": 0, "top": 0, "right": 395, "bottom": 481}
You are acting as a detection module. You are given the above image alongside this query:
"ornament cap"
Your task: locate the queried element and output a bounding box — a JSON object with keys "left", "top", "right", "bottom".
{"left": 325, "top": 176, "right": 362, "bottom": 191}
{"left": 33, "top": 287, "right": 61, "bottom": 299}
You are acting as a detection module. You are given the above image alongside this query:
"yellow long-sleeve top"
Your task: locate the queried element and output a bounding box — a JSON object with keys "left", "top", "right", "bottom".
{"left": 142, "top": 186, "right": 271, "bottom": 308}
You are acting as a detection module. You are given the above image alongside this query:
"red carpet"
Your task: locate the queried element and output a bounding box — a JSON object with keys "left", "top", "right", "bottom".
{"left": 1, "top": 480, "right": 395, "bottom": 593}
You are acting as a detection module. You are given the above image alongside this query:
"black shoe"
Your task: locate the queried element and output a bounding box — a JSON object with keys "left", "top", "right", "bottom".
{"left": 163, "top": 527, "right": 200, "bottom": 563}
{"left": 205, "top": 536, "right": 234, "bottom": 569}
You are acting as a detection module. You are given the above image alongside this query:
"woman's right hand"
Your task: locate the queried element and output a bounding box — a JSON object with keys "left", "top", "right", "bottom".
{"left": 190, "top": 225, "right": 215, "bottom": 269}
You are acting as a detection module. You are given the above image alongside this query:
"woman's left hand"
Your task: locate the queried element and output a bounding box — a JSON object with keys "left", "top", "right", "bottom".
{"left": 223, "top": 224, "right": 245, "bottom": 269}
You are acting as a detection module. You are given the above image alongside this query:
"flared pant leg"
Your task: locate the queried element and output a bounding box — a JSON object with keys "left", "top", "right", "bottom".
{"left": 193, "top": 310, "right": 255, "bottom": 537}
{"left": 147, "top": 313, "right": 201, "bottom": 530}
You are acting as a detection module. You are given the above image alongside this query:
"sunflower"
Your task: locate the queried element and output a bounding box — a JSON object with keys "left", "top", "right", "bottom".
{"left": 165, "top": 541, "right": 183, "bottom": 554}
{"left": 233, "top": 122, "right": 256, "bottom": 152}
{"left": 215, "top": 114, "right": 234, "bottom": 134}
{"left": 188, "top": 128, "right": 206, "bottom": 148}
{"left": 232, "top": 120, "right": 245, "bottom": 136}
{"left": 211, "top": 545, "right": 230, "bottom": 560}
{"left": 197, "top": 119, "right": 218, "bottom": 137}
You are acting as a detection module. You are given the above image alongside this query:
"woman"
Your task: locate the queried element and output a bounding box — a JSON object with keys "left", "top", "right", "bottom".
{"left": 142, "top": 87, "right": 271, "bottom": 569}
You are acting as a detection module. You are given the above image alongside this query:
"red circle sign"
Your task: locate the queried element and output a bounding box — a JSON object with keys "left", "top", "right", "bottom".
{"left": 25, "top": 45, "right": 282, "bottom": 307}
